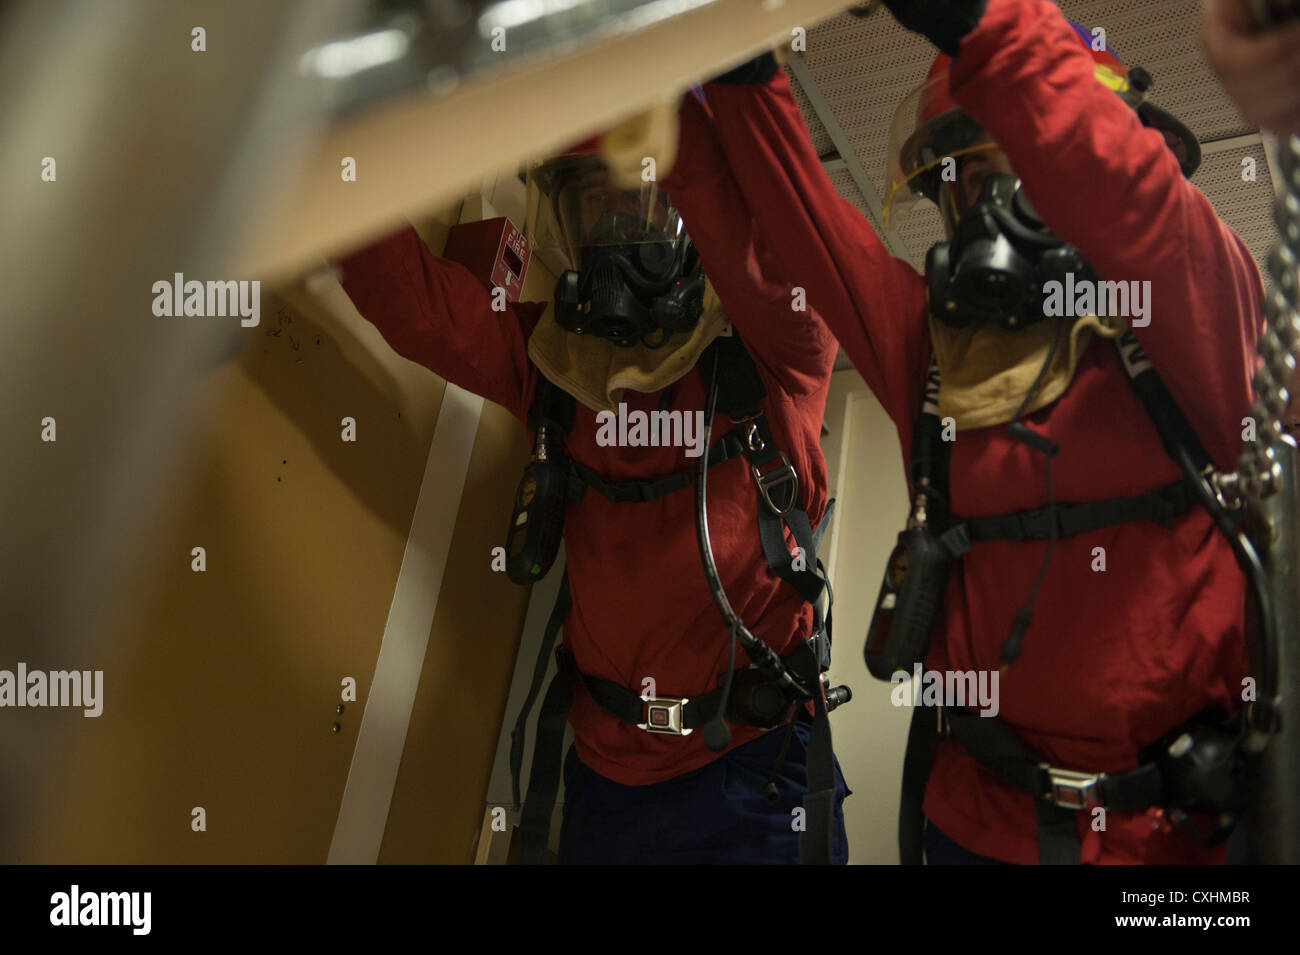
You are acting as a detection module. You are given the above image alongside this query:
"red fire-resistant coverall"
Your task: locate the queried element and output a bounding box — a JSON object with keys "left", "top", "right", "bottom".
{"left": 659, "top": 0, "right": 1264, "bottom": 863}
{"left": 336, "top": 177, "right": 838, "bottom": 787}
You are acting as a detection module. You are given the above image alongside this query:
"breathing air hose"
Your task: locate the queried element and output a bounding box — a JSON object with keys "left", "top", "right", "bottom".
{"left": 694, "top": 348, "right": 811, "bottom": 752}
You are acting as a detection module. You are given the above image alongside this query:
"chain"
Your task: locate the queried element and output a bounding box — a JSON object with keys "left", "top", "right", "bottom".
{"left": 1216, "top": 133, "right": 1300, "bottom": 507}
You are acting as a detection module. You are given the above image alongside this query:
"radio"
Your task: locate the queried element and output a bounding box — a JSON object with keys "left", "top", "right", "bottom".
{"left": 505, "top": 379, "right": 573, "bottom": 584}
{"left": 864, "top": 518, "right": 965, "bottom": 681}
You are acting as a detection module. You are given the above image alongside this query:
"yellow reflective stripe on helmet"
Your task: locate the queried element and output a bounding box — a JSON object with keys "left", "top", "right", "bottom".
{"left": 1093, "top": 63, "right": 1129, "bottom": 93}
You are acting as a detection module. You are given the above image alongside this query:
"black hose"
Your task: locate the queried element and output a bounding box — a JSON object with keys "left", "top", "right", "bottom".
{"left": 693, "top": 349, "right": 809, "bottom": 754}
{"left": 1175, "top": 445, "right": 1280, "bottom": 732}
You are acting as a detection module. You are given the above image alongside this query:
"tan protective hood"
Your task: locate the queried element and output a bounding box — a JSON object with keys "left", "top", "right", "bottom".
{"left": 929, "top": 312, "right": 1127, "bottom": 430}
{"left": 527, "top": 278, "right": 729, "bottom": 414}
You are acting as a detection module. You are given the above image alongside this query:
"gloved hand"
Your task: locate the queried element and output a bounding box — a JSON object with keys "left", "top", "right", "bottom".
{"left": 881, "top": 0, "right": 990, "bottom": 57}
{"left": 1202, "top": 0, "right": 1300, "bottom": 133}
{"left": 710, "top": 51, "right": 780, "bottom": 86}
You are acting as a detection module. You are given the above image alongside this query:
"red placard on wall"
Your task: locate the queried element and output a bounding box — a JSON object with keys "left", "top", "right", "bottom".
{"left": 442, "top": 216, "right": 531, "bottom": 303}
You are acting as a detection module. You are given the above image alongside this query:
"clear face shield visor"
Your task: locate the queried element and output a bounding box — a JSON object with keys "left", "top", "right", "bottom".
{"left": 882, "top": 63, "right": 1151, "bottom": 236}
{"left": 525, "top": 155, "right": 685, "bottom": 273}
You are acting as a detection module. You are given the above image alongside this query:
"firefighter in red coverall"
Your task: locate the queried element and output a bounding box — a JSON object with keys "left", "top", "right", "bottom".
{"left": 658, "top": 0, "right": 1265, "bottom": 864}
{"left": 335, "top": 127, "right": 850, "bottom": 863}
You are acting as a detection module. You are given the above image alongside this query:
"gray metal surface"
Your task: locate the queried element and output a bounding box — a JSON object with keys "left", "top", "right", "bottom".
{"left": 1256, "top": 441, "right": 1300, "bottom": 863}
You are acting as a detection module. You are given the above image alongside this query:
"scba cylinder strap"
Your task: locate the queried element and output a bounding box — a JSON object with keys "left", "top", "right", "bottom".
{"left": 892, "top": 334, "right": 1269, "bottom": 863}
{"left": 508, "top": 333, "right": 839, "bottom": 864}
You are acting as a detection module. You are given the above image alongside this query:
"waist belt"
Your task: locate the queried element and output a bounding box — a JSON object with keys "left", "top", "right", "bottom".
{"left": 955, "top": 479, "right": 1197, "bottom": 542}
{"left": 900, "top": 705, "right": 1166, "bottom": 865}
{"left": 509, "top": 573, "right": 838, "bottom": 865}
{"left": 561, "top": 634, "right": 830, "bottom": 735}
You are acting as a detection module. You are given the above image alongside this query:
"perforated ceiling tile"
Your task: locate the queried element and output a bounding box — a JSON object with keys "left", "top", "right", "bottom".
{"left": 783, "top": 0, "right": 1276, "bottom": 325}
{"left": 801, "top": 2, "right": 1252, "bottom": 199}
{"left": 784, "top": 64, "right": 834, "bottom": 157}
{"left": 895, "top": 202, "right": 943, "bottom": 272}
{"left": 826, "top": 165, "right": 873, "bottom": 220}
{"left": 1197, "top": 143, "right": 1279, "bottom": 293}
{"left": 800, "top": 10, "right": 935, "bottom": 199}
{"left": 1056, "top": 0, "right": 1252, "bottom": 144}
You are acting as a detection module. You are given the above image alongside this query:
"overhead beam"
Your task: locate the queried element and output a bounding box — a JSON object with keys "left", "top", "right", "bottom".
{"left": 234, "top": 0, "right": 859, "bottom": 281}
{"left": 1200, "top": 131, "right": 1264, "bottom": 156}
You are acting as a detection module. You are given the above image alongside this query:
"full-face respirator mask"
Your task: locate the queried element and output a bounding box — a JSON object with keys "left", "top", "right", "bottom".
{"left": 528, "top": 154, "right": 705, "bottom": 348}
{"left": 926, "top": 171, "right": 1094, "bottom": 331}
{"left": 884, "top": 51, "right": 1199, "bottom": 333}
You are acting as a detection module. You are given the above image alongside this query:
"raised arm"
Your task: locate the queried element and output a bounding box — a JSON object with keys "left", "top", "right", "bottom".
{"left": 675, "top": 64, "right": 932, "bottom": 430}
{"left": 952, "top": 0, "right": 1265, "bottom": 468}
{"left": 335, "top": 224, "right": 543, "bottom": 421}
{"left": 662, "top": 90, "right": 840, "bottom": 401}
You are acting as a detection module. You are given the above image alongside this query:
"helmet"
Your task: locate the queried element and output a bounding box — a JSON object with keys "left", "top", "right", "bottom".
{"left": 525, "top": 104, "right": 686, "bottom": 273}
{"left": 883, "top": 21, "right": 1202, "bottom": 234}
{"left": 526, "top": 140, "right": 687, "bottom": 275}
{"left": 523, "top": 115, "right": 703, "bottom": 348}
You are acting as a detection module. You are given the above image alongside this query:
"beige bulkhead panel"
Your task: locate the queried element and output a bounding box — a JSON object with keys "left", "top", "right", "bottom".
{"left": 25, "top": 198, "right": 539, "bottom": 862}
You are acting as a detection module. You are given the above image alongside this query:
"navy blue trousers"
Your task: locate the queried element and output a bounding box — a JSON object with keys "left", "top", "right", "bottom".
{"left": 558, "top": 717, "right": 851, "bottom": 864}
{"left": 924, "top": 819, "right": 1012, "bottom": 865}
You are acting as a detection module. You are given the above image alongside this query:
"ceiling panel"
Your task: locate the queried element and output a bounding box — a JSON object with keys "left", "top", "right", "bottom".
{"left": 1197, "top": 141, "right": 1280, "bottom": 295}
{"left": 1056, "top": 0, "right": 1253, "bottom": 143}
{"left": 790, "top": 0, "right": 1276, "bottom": 292}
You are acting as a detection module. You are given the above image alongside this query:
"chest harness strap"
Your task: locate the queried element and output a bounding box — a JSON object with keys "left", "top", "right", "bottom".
{"left": 899, "top": 331, "right": 1267, "bottom": 864}
{"left": 509, "top": 333, "right": 841, "bottom": 864}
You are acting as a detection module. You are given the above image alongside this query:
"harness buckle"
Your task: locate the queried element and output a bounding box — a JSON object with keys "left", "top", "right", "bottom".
{"left": 752, "top": 453, "right": 798, "bottom": 516}
{"left": 1041, "top": 765, "right": 1105, "bottom": 810}
{"left": 638, "top": 697, "right": 693, "bottom": 736}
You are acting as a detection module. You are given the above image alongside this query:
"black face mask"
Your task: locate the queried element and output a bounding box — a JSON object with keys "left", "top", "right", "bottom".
{"left": 552, "top": 213, "right": 705, "bottom": 348}
{"left": 926, "top": 173, "right": 1096, "bottom": 331}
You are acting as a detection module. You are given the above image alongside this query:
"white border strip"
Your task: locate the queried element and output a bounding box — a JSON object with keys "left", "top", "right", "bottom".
{"left": 327, "top": 382, "right": 485, "bottom": 864}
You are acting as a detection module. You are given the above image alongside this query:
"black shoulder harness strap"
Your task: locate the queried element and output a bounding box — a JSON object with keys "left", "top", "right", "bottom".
{"left": 544, "top": 334, "right": 826, "bottom": 602}
{"left": 510, "top": 332, "right": 836, "bottom": 864}
{"left": 926, "top": 333, "right": 1210, "bottom": 546}
{"left": 899, "top": 331, "right": 1229, "bottom": 865}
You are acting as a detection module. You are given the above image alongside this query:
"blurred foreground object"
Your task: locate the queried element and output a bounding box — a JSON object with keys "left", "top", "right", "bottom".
{"left": 1202, "top": 0, "right": 1300, "bottom": 134}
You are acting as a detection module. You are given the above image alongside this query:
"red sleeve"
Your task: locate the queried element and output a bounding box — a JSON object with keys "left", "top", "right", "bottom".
{"left": 952, "top": 0, "right": 1265, "bottom": 469}
{"left": 672, "top": 71, "right": 931, "bottom": 431}
{"left": 334, "top": 225, "right": 544, "bottom": 421}
{"left": 662, "top": 93, "right": 840, "bottom": 401}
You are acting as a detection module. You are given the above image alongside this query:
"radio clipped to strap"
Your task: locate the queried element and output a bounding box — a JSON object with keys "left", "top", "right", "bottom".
{"left": 505, "top": 376, "right": 575, "bottom": 585}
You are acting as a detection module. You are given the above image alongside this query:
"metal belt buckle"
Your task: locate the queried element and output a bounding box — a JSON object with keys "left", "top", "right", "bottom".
{"left": 638, "top": 697, "right": 692, "bottom": 736}
{"left": 751, "top": 453, "right": 798, "bottom": 516}
{"left": 1042, "top": 765, "right": 1104, "bottom": 810}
